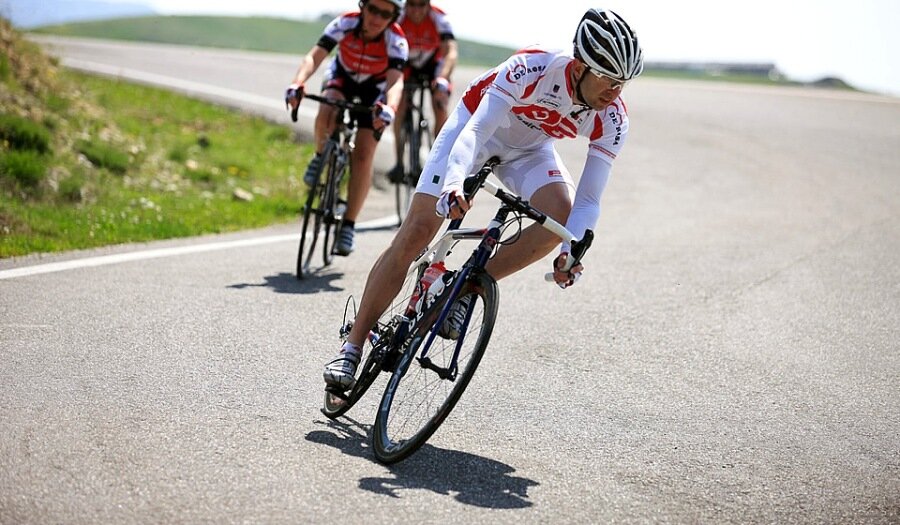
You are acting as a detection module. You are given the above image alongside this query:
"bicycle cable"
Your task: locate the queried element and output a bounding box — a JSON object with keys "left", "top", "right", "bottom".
{"left": 496, "top": 213, "right": 525, "bottom": 249}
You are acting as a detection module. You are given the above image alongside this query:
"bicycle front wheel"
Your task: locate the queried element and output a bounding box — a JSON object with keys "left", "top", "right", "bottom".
{"left": 372, "top": 270, "right": 499, "bottom": 464}
{"left": 321, "top": 147, "right": 346, "bottom": 267}
{"left": 296, "top": 143, "right": 337, "bottom": 279}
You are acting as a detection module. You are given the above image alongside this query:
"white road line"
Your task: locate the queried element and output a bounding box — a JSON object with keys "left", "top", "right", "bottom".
{"left": 0, "top": 234, "right": 297, "bottom": 280}
{"left": 0, "top": 215, "right": 400, "bottom": 280}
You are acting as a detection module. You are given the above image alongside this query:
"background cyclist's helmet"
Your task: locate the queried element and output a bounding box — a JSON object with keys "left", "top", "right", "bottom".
{"left": 377, "top": 0, "right": 405, "bottom": 11}
{"left": 573, "top": 8, "right": 644, "bottom": 81}
{"left": 363, "top": 0, "right": 404, "bottom": 20}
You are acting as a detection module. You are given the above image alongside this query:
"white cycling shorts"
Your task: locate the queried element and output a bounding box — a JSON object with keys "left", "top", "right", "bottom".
{"left": 414, "top": 104, "right": 575, "bottom": 201}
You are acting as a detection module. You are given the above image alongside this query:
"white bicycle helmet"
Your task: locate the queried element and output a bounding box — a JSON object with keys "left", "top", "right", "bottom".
{"left": 573, "top": 8, "right": 643, "bottom": 81}
{"left": 379, "top": 0, "right": 405, "bottom": 10}
{"left": 361, "top": 0, "right": 405, "bottom": 15}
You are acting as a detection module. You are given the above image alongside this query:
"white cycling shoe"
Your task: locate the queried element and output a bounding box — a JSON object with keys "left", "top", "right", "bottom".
{"left": 323, "top": 347, "right": 360, "bottom": 391}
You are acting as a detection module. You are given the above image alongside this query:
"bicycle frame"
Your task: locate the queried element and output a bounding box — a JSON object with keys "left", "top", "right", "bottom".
{"left": 401, "top": 159, "right": 592, "bottom": 381}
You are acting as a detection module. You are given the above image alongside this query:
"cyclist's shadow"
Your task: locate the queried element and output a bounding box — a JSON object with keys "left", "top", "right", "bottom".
{"left": 227, "top": 271, "right": 344, "bottom": 294}
{"left": 307, "top": 418, "right": 538, "bottom": 509}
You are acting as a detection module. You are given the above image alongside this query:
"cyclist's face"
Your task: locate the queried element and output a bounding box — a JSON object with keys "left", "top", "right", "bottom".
{"left": 405, "top": 0, "right": 430, "bottom": 23}
{"left": 361, "top": 0, "right": 399, "bottom": 39}
{"left": 574, "top": 62, "right": 627, "bottom": 110}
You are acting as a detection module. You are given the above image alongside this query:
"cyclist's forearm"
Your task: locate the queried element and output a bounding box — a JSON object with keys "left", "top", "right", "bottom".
{"left": 445, "top": 92, "right": 511, "bottom": 191}
{"left": 562, "top": 156, "right": 611, "bottom": 252}
{"left": 382, "top": 69, "right": 405, "bottom": 109}
{"left": 292, "top": 46, "right": 329, "bottom": 85}
{"left": 437, "top": 40, "right": 458, "bottom": 79}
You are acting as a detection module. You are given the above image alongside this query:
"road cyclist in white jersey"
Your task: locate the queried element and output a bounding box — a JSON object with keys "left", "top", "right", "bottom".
{"left": 323, "top": 7, "right": 644, "bottom": 389}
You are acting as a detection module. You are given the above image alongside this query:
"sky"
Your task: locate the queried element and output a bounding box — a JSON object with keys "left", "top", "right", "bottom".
{"left": 123, "top": 0, "right": 900, "bottom": 96}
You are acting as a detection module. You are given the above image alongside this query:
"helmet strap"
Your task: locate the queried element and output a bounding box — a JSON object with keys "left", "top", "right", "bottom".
{"left": 574, "top": 69, "right": 591, "bottom": 108}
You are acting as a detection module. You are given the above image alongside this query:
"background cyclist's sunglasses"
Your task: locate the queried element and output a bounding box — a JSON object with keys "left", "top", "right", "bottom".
{"left": 407, "top": 1, "right": 429, "bottom": 6}
{"left": 363, "top": 2, "right": 397, "bottom": 20}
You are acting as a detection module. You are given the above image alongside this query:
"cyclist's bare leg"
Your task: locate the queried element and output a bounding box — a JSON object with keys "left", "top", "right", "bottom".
{"left": 346, "top": 193, "right": 443, "bottom": 347}
{"left": 392, "top": 95, "right": 410, "bottom": 165}
{"left": 312, "top": 89, "right": 340, "bottom": 153}
{"left": 484, "top": 182, "right": 572, "bottom": 281}
{"left": 344, "top": 129, "right": 378, "bottom": 222}
{"left": 432, "top": 90, "right": 449, "bottom": 136}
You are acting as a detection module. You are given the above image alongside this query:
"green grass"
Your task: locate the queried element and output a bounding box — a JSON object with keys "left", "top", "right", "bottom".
{"left": 0, "top": 69, "right": 314, "bottom": 257}
{"left": 0, "top": 113, "right": 52, "bottom": 153}
{"left": 0, "top": 150, "right": 48, "bottom": 190}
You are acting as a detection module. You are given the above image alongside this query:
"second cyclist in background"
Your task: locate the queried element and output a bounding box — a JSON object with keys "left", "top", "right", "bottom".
{"left": 285, "top": 0, "right": 409, "bottom": 256}
{"left": 387, "top": 0, "right": 458, "bottom": 183}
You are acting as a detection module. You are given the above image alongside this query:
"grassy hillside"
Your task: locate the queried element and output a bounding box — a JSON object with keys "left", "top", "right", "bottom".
{"left": 1, "top": 18, "right": 313, "bottom": 257}
{"left": 32, "top": 15, "right": 517, "bottom": 67}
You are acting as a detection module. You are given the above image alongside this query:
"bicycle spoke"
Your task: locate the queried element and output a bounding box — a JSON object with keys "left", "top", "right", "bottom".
{"left": 373, "top": 278, "right": 498, "bottom": 463}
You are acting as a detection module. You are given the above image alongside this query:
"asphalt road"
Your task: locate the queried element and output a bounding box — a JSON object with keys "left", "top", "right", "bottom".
{"left": 1, "top": 36, "right": 898, "bottom": 523}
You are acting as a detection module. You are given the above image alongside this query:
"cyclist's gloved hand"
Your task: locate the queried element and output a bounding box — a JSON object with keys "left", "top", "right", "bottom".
{"left": 552, "top": 252, "right": 583, "bottom": 289}
{"left": 374, "top": 102, "right": 395, "bottom": 129}
{"left": 435, "top": 188, "right": 469, "bottom": 219}
{"left": 432, "top": 76, "right": 452, "bottom": 94}
{"left": 285, "top": 83, "right": 304, "bottom": 108}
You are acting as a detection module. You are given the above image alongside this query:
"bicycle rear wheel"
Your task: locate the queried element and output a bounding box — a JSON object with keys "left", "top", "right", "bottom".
{"left": 372, "top": 270, "right": 499, "bottom": 464}
{"left": 322, "top": 259, "right": 428, "bottom": 418}
{"left": 395, "top": 115, "right": 417, "bottom": 224}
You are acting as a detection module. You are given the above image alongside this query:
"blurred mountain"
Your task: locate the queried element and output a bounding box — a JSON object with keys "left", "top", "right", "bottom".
{"left": 0, "top": 0, "right": 157, "bottom": 29}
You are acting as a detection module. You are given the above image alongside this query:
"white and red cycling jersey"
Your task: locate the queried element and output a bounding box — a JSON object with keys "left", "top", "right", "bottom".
{"left": 461, "top": 47, "right": 628, "bottom": 162}
{"left": 398, "top": 5, "right": 454, "bottom": 71}
{"left": 317, "top": 12, "right": 409, "bottom": 84}
{"left": 419, "top": 47, "right": 631, "bottom": 253}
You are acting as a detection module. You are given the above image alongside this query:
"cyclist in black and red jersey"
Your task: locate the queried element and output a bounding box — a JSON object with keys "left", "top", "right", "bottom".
{"left": 286, "top": 0, "right": 409, "bottom": 256}
{"left": 387, "top": 0, "right": 458, "bottom": 182}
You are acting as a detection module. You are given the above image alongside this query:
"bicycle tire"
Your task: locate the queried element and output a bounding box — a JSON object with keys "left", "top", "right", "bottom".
{"left": 372, "top": 270, "right": 499, "bottom": 464}
{"left": 321, "top": 260, "right": 428, "bottom": 418}
{"left": 296, "top": 142, "right": 336, "bottom": 279}
{"left": 395, "top": 112, "right": 416, "bottom": 224}
{"left": 320, "top": 146, "right": 344, "bottom": 267}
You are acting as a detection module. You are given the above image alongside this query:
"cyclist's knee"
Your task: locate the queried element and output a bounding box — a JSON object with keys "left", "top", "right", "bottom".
{"left": 531, "top": 183, "right": 572, "bottom": 223}
{"left": 389, "top": 198, "right": 440, "bottom": 258}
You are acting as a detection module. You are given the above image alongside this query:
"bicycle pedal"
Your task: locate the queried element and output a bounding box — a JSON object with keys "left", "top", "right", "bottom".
{"left": 324, "top": 386, "right": 350, "bottom": 401}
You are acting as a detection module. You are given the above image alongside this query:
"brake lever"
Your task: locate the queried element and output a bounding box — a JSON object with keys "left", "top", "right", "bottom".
{"left": 543, "top": 229, "right": 593, "bottom": 285}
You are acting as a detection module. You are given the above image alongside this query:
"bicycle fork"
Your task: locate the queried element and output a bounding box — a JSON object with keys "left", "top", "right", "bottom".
{"left": 416, "top": 207, "right": 509, "bottom": 380}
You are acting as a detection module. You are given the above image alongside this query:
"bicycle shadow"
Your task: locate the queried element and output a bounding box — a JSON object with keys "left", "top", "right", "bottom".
{"left": 306, "top": 418, "right": 538, "bottom": 509}
{"left": 227, "top": 271, "right": 344, "bottom": 294}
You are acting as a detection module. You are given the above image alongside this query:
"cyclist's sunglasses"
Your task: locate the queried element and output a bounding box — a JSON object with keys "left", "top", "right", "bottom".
{"left": 407, "top": 1, "right": 429, "bottom": 6}
{"left": 361, "top": 2, "right": 398, "bottom": 20}
{"left": 588, "top": 68, "right": 628, "bottom": 89}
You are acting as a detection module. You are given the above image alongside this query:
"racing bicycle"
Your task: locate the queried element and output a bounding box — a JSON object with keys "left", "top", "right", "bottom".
{"left": 321, "top": 157, "right": 593, "bottom": 464}
{"left": 292, "top": 94, "right": 374, "bottom": 279}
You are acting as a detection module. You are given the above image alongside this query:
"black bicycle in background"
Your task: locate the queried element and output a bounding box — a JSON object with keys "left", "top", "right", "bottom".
{"left": 391, "top": 74, "right": 434, "bottom": 224}
{"left": 291, "top": 94, "right": 374, "bottom": 279}
{"left": 322, "top": 157, "right": 593, "bottom": 464}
